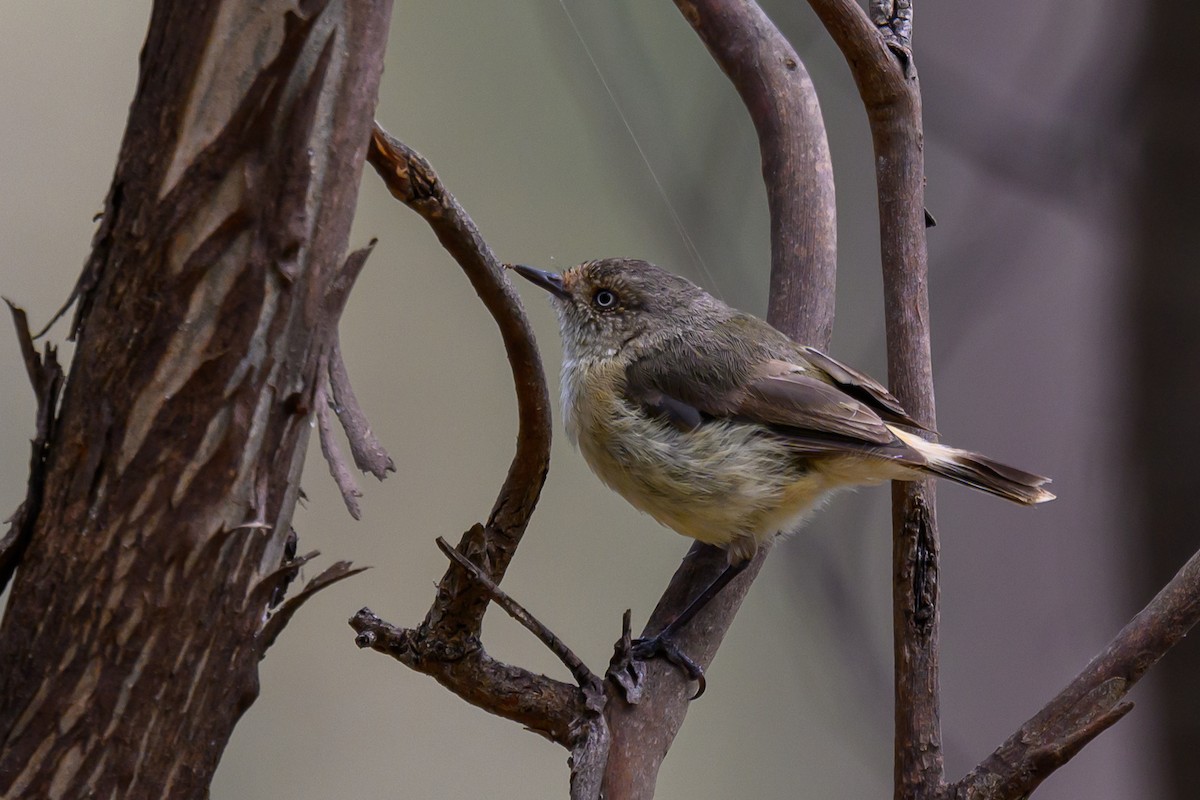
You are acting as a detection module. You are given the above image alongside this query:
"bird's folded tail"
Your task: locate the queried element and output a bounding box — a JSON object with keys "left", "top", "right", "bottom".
{"left": 889, "top": 426, "right": 1055, "bottom": 505}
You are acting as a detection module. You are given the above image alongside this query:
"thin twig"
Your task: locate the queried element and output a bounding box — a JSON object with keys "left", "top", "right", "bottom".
{"left": 435, "top": 536, "right": 599, "bottom": 691}
{"left": 259, "top": 560, "right": 368, "bottom": 654}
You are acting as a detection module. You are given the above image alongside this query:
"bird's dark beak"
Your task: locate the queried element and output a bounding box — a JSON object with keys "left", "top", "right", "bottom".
{"left": 510, "top": 264, "right": 570, "bottom": 301}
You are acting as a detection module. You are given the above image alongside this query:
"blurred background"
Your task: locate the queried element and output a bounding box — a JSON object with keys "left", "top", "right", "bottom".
{"left": 2, "top": 0, "right": 1193, "bottom": 797}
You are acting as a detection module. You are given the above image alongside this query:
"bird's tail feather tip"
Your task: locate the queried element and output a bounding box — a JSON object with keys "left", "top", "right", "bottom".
{"left": 930, "top": 449, "right": 1056, "bottom": 506}
{"left": 888, "top": 427, "right": 1056, "bottom": 506}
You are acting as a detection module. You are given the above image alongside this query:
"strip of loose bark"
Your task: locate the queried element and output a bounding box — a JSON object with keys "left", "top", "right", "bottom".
{"left": 322, "top": 238, "right": 397, "bottom": 481}
{"left": 316, "top": 380, "right": 364, "bottom": 519}
{"left": 598, "top": 2, "right": 838, "bottom": 797}
{"left": 0, "top": 302, "right": 64, "bottom": 593}
{"left": 807, "top": 1, "right": 942, "bottom": 797}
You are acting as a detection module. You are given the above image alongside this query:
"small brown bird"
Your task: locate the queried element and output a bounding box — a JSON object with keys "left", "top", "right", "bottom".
{"left": 512, "top": 258, "right": 1053, "bottom": 691}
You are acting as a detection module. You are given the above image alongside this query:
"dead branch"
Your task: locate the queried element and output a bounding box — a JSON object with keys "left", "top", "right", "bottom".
{"left": 259, "top": 559, "right": 369, "bottom": 654}
{"left": 351, "top": 603, "right": 579, "bottom": 746}
{"left": 435, "top": 537, "right": 598, "bottom": 691}
{"left": 0, "top": 301, "right": 64, "bottom": 593}
{"left": 366, "top": 125, "right": 552, "bottom": 628}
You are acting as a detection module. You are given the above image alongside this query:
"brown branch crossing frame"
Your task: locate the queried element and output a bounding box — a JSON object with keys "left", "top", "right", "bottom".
{"left": 353, "top": 3, "right": 1200, "bottom": 799}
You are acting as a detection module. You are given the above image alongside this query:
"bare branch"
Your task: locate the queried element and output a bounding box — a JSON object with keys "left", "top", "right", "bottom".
{"left": 676, "top": 0, "right": 837, "bottom": 342}
{"left": 433, "top": 535, "right": 613, "bottom": 800}
{"left": 569, "top": 679, "right": 611, "bottom": 800}
{"left": 349, "top": 604, "right": 580, "bottom": 747}
{"left": 435, "top": 537, "right": 599, "bottom": 691}
{"left": 356, "top": 129, "right": 573, "bottom": 749}
{"left": 807, "top": 0, "right": 942, "bottom": 795}
{"left": 366, "top": 125, "right": 552, "bottom": 633}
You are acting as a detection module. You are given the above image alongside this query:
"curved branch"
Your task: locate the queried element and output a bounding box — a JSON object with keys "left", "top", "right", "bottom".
{"left": 600, "top": 1, "right": 837, "bottom": 795}
{"left": 678, "top": 0, "right": 837, "bottom": 341}
{"left": 807, "top": 0, "right": 941, "bottom": 795}
{"left": 357, "top": 128, "right": 579, "bottom": 759}
{"left": 366, "top": 124, "right": 553, "bottom": 634}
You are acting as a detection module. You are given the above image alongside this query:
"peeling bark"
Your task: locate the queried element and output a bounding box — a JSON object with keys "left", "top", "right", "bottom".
{"left": 0, "top": 2, "right": 392, "bottom": 796}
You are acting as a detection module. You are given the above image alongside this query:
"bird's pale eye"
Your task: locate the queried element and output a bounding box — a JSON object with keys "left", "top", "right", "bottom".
{"left": 592, "top": 288, "right": 619, "bottom": 310}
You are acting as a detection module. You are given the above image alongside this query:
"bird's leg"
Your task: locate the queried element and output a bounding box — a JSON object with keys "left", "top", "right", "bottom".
{"left": 631, "top": 557, "right": 750, "bottom": 699}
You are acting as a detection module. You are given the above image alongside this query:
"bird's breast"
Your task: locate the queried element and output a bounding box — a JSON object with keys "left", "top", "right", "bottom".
{"left": 559, "top": 356, "right": 822, "bottom": 550}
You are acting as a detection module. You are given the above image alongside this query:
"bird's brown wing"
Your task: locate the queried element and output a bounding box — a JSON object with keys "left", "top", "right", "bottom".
{"left": 624, "top": 347, "right": 906, "bottom": 456}
{"left": 798, "top": 346, "right": 928, "bottom": 430}
{"left": 738, "top": 360, "right": 896, "bottom": 444}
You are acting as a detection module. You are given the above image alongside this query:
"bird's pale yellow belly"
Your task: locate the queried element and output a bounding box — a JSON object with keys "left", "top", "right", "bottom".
{"left": 562, "top": 358, "right": 892, "bottom": 561}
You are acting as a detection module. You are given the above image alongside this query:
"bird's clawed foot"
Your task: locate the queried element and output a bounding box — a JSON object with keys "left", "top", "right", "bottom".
{"left": 630, "top": 632, "right": 706, "bottom": 700}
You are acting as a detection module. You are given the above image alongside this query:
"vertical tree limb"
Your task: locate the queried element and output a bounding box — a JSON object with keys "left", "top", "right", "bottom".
{"left": 806, "top": 1, "right": 941, "bottom": 796}
{"left": 599, "top": 2, "right": 838, "bottom": 796}
{"left": 0, "top": 2, "right": 392, "bottom": 795}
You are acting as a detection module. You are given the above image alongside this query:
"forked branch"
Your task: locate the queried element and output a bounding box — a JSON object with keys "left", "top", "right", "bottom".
{"left": 944, "top": 545, "right": 1200, "bottom": 799}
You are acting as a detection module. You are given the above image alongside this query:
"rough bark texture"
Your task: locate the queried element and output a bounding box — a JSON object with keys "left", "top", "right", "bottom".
{"left": 0, "top": 1, "right": 392, "bottom": 796}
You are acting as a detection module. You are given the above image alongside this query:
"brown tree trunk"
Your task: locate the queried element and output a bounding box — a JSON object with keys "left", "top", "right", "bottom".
{"left": 0, "top": 2, "right": 391, "bottom": 796}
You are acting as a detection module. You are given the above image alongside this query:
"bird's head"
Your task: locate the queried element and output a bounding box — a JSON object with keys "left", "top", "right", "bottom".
{"left": 511, "top": 258, "right": 723, "bottom": 361}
